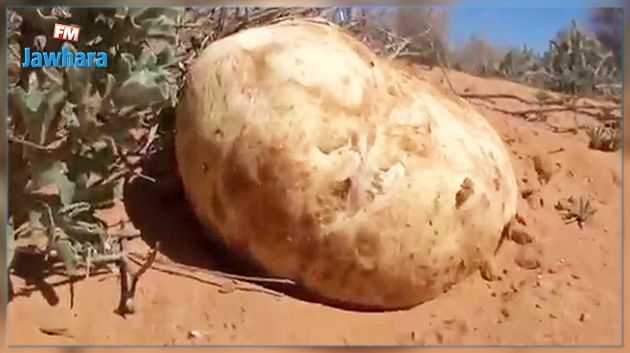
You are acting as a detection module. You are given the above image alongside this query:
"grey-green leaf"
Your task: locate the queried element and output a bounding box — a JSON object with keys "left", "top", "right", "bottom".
{"left": 55, "top": 237, "right": 80, "bottom": 277}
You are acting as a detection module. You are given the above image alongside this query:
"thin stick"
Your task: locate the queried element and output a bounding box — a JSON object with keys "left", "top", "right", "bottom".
{"left": 466, "top": 99, "right": 619, "bottom": 121}
{"left": 127, "top": 256, "right": 284, "bottom": 298}
{"left": 8, "top": 135, "right": 54, "bottom": 151}
{"left": 126, "top": 254, "right": 287, "bottom": 297}
{"left": 436, "top": 51, "right": 459, "bottom": 97}
{"left": 129, "top": 252, "right": 295, "bottom": 285}
{"left": 116, "top": 244, "right": 159, "bottom": 316}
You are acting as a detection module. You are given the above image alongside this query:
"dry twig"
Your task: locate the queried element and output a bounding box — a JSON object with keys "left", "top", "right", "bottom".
{"left": 127, "top": 252, "right": 291, "bottom": 298}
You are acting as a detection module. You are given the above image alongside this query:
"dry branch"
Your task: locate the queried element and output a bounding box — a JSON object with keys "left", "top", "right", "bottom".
{"left": 126, "top": 253, "right": 287, "bottom": 298}
{"left": 459, "top": 93, "right": 619, "bottom": 111}
{"left": 466, "top": 99, "right": 617, "bottom": 122}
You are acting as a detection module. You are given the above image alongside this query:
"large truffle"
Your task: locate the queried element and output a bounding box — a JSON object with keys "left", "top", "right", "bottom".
{"left": 176, "top": 18, "right": 518, "bottom": 309}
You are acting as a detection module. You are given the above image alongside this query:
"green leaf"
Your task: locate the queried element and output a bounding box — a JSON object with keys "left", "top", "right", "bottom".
{"left": 28, "top": 158, "right": 76, "bottom": 206}
{"left": 73, "top": 181, "right": 121, "bottom": 207}
{"left": 58, "top": 179, "right": 78, "bottom": 207}
{"left": 127, "top": 8, "right": 183, "bottom": 41}
{"left": 8, "top": 73, "right": 66, "bottom": 145}
{"left": 100, "top": 73, "right": 117, "bottom": 99}
{"left": 55, "top": 237, "right": 80, "bottom": 277}
{"left": 156, "top": 45, "right": 176, "bottom": 67}
{"left": 116, "top": 53, "right": 136, "bottom": 81}
{"left": 136, "top": 51, "right": 159, "bottom": 70}
{"left": 64, "top": 47, "right": 93, "bottom": 103}
{"left": 60, "top": 101, "right": 80, "bottom": 129}
{"left": 75, "top": 91, "right": 104, "bottom": 139}
{"left": 61, "top": 220, "right": 108, "bottom": 249}
{"left": 114, "top": 69, "right": 170, "bottom": 108}
{"left": 67, "top": 140, "right": 117, "bottom": 180}
{"left": 14, "top": 8, "right": 60, "bottom": 33}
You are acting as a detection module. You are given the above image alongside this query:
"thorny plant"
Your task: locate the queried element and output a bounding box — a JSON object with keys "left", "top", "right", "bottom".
{"left": 485, "top": 20, "right": 620, "bottom": 99}
{"left": 556, "top": 196, "right": 597, "bottom": 229}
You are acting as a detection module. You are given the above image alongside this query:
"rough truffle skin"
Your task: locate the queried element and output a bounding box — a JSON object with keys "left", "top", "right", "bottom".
{"left": 175, "top": 18, "right": 518, "bottom": 309}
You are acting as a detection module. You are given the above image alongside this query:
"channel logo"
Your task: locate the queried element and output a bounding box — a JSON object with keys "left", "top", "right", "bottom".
{"left": 21, "top": 22, "right": 108, "bottom": 68}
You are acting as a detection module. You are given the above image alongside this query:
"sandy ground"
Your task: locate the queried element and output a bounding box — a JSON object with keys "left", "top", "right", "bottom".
{"left": 7, "top": 67, "right": 622, "bottom": 346}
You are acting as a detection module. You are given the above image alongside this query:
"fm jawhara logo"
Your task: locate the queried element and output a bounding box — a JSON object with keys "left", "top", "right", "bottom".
{"left": 21, "top": 22, "right": 108, "bottom": 68}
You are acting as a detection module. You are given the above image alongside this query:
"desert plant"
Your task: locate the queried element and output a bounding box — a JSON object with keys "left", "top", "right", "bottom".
{"left": 542, "top": 20, "right": 619, "bottom": 95}
{"left": 7, "top": 7, "right": 183, "bottom": 313}
{"left": 450, "top": 35, "right": 507, "bottom": 77}
{"left": 498, "top": 44, "right": 541, "bottom": 81}
{"left": 556, "top": 196, "right": 597, "bottom": 229}
{"left": 587, "top": 125, "right": 621, "bottom": 152}
{"left": 451, "top": 18, "right": 620, "bottom": 99}
{"left": 333, "top": 7, "right": 449, "bottom": 67}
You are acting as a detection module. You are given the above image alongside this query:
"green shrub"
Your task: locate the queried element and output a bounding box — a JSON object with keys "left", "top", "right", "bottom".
{"left": 8, "top": 7, "right": 182, "bottom": 293}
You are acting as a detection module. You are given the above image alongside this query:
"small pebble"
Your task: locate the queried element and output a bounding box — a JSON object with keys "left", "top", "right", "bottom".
{"left": 533, "top": 155, "right": 554, "bottom": 184}
{"left": 188, "top": 330, "right": 203, "bottom": 339}
{"left": 510, "top": 225, "right": 534, "bottom": 245}
{"left": 500, "top": 308, "right": 510, "bottom": 318}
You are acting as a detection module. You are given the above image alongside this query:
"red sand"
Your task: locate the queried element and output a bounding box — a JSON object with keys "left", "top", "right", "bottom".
{"left": 7, "top": 67, "right": 622, "bottom": 346}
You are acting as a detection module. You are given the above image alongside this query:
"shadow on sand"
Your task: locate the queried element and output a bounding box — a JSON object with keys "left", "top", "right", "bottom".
{"left": 122, "top": 133, "right": 397, "bottom": 313}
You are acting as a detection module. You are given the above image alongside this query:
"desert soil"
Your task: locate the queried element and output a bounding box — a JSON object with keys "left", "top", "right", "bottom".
{"left": 7, "top": 67, "right": 622, "bottom": 346}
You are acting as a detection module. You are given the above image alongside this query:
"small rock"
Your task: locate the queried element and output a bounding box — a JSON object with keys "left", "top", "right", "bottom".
{"left": 480, "top": 260, "right": 499, "bottom": 281}
{"left": 500, "top": 307, "right": 510, "bottom": 318}
{"left": 218, "top": 281, "right": 235, "bottom": 294}
{"left": 39, "top": 326, "right": 73, "bottom": 338}
{"left": 510, "top": 224, "right": 535, "bottom": 245}
{"left": 520, "top": 188, "right": 533, "bottom": 199}
{"left": 533, "top": 155, "right": 554, "bottom": 184}
{"left": 188, "top": 330, "right": 203, "bottom": 339}
{"left": 579, "top": 313, "right": 589, "bottom": 322}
